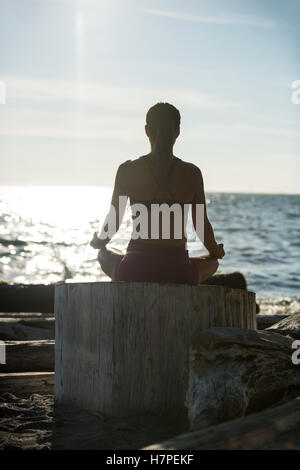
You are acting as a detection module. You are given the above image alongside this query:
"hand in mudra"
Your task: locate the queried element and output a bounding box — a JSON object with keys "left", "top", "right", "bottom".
{"left": 210, "top": 243, "right": 225, "bottom": 259}
{"left": 90, "top": 232, "right": 106, "bottom": 250}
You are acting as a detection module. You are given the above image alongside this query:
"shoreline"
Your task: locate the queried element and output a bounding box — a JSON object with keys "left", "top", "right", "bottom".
{"left": 0, "top": 282, "right": 299, "bottom": 450}
{"left": 1, "top": 280, "right": 299, "bottom": 313}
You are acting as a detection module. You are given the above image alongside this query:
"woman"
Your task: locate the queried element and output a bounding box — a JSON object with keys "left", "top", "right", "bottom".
{"left": 90, "top": 102, "right": 225, "bottom": 283}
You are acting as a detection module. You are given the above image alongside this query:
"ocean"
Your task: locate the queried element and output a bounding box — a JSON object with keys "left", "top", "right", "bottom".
{"left": 0, "top": 186, "right": 299, "bottom": 303}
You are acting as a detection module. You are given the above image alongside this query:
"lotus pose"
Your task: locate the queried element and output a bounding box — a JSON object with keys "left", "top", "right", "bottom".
{"left": 90, "top": 102, "right": 225, "bottom": 283}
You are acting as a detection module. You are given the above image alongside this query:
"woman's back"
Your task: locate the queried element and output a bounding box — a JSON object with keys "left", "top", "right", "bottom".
{"left": 121, "top": 154, "right": 200, "bottom": 245}
{"left": 124, "top": 154, "right": 197, "bottom": 204}
{"left": 91, "top": 101, "right": 223, "bottom": 284}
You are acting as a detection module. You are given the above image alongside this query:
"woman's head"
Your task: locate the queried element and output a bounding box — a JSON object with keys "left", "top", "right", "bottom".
{"left": 145, "top": 102, "right": 180, "bottom": 150}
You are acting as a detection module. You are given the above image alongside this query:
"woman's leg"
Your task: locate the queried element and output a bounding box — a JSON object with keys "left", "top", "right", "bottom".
{"left": 190, "top": 254, "right": 219, "bottom": 283}
{"left": 97, "top": 246, "right": 124, "bottom": 281}
{"left": 98, "top": 247, "right": 218, "bottom": 283}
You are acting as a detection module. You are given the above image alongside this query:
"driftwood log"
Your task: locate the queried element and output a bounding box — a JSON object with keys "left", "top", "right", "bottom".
{"left": 0, "top": 272, "right": 256, "bottom": 313}
{"left": 0, "top": 283, "right": 56, "bottom": 313}
{"left": 202, "top": 272, "right": 259, "bottom": 313}
{"left": 0, "top": 340, "right": 54, "bottom": 373}
{"left": 0, "top": 312, "right": 53, "bottom": 320}
{"left": 0, "top": 318, "right": 55, "bottom": 340}
{"left": 186, "top": 327, "right": 300, "bottom": 431}
{"left": 143, "top": 396, "right": 300, "bottom": 450}
{"left": 202, "top": 272, "right": 247, "bottom": 289}
{"left": 256, "top": 314, "right": 289, "bottom": 330}
{"left": 267, "top": 312, "right": 300, "bottom": 339}
{"left": 55, "top": 282, "right": 256, "bottom": 416}
{"left": 0, "top": 372, "right": 54, "bottom": 394}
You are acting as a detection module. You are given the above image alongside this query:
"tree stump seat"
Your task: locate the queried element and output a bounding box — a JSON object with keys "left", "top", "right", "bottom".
{"left": 54, "top": 282, "right": 256, "bottom": 416}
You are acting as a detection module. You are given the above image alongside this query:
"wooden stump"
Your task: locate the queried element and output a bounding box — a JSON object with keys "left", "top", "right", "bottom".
{"left": 54, "top": 282, "right": 256, "bottom": 416}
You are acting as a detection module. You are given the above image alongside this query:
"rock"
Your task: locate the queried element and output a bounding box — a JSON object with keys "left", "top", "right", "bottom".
{"left": 267, "top": 312, "right": 300, "bottom": 339}
{"left": 256, "top": 314, "right": 289, "bottom": 330}
{"left": 143, "top": 396, "right": 300, "bottom": 450}
{"left": 202, "top": 272, "right": 260, "bottom": 313}
{"left": 202, "top": 272, "right": 247, "bottom": 290}
{"left": 187, "top": 327, "right": 300, "bottom": 431}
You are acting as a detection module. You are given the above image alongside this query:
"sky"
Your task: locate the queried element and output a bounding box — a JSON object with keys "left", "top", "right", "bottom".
{"left": 0, "top": 0, "right": 299, "bottom": 193}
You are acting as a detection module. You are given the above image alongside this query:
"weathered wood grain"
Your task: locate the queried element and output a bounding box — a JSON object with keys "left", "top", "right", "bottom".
{"left": 142, "top": 396, "right": 300, "bottom": 450}
{"left": 0, "top": 313, "right": 53, "bottom": 319}
{"left": 267, "top": 312, "right": 300, "bottom": 339}
{"left": 256, "top": 314, "right": 289, "bottom": 330}
{"left": 0, "top": 318, "right": 55, "bottom": 340}
{"left": 0, "top": 274, "right": 253, "bottom": 314}
{"left": 1, "top": 340, "right": 54, "bottom": 372}
{"left": 55, "top": 282, "right": 256, "bottom": 416}
{"left": 0, "top": 372, "right": 54, "bottom": 394}
{"left": 186, "top": 327, "right": 300, "bottom": 430}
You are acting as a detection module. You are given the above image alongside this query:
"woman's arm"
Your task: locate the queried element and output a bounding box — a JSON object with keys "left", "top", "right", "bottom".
{"left": 191, "top": 168, "right": 225, "bottom": 259}
{"left": 90, "top": 162, "right": 129, "bottom": 250}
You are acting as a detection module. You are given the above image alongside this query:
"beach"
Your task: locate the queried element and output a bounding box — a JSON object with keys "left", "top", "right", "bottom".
{"left": 0, "top": 187, "right": 299, "bottom": 450}
{"left": 1, "top": 0, "right": 300, "bottom": 452}
{"left": 1, "top": 296, "right": 299, "bottom": 450}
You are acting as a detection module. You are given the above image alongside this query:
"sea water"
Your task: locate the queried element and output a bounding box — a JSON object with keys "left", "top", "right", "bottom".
{"left": 0, "top": 186, "right": 299, "bottom": 302}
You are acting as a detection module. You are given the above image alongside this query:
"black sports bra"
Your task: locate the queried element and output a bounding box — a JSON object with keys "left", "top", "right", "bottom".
{"left": 128, "top": 155, "right": 187, "bottom": 243}
{"left": 129, "top": 155, "right": 183, "bottom": 207}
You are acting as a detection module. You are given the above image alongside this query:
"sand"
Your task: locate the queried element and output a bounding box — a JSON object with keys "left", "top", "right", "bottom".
{"left": 0, "top": 392, "right": 189, "bottom": 450}
{"left": 1, "top": 297, "right": 299, "bottom": 450}
{"left": 0, "top": 393, "right": 52, "bottom": 450}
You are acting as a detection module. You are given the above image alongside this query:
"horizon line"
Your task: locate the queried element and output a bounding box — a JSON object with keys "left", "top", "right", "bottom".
{"left": 0, "top": 184, "right": 299, "bottom": 196}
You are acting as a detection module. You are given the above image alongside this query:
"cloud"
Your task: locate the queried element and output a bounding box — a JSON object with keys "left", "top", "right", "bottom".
{"left": 0, "top": 104, "right": 143, "bottom": 141}
{"left": 41, "top": 1, "right": 277, "bottom": 29}
{"left": 0, "top": 75, "right": 249, "bottom": 141}
{"left": 141, "top": 8, "right": 277, "bottom": 29}
{"left": 2, "top": 78, "right": 298, "bottom": 142}
{"left": 2, "top": 75, "right": 245, "bottom": 111}
{"left": 1, "top": 103, "right": 299, "bottom": 142}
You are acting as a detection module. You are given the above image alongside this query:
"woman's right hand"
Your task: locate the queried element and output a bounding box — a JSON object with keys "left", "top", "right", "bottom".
{"left": 90, "top": 232, "right": 107, "bottom": 250}
{"left": 209, "top": 243, "right": 225, "bottom": 259}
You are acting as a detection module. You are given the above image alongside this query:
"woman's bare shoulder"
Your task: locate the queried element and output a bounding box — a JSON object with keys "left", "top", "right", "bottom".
{"left": 119, "top": 155, "right": 147, "bottom": 168}
{"left": 176, "top": 158, "right": 202, "bottom": 175}
{"left": 116, "top": 156, "right": 147, "bottom": 182}
{"left": 120, "top": 156, "right": 202, "bottom": 176}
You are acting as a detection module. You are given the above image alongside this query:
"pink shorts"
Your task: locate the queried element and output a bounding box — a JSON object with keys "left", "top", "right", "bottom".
{"left": 115, "top": 239, "right": 198, "bottom": 285}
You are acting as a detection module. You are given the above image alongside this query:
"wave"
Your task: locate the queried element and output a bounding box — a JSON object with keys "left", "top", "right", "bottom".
{"left": 0, "top": 238, "right": 27, "bottom": 247}
{"left": 0, "top": 238, "right": 78, "bottom": 248}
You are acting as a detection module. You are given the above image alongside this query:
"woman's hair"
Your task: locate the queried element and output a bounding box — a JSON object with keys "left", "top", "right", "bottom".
{"left": 146, "top": 102, "right": 180, "bottom": 149}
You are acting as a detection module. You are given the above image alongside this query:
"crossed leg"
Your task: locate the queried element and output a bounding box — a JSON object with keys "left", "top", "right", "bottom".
{"left": 97, "top": 247, "right": 123, "bottom": 281}
{"left": 98, "top": 246, "right": 219, "bottom": 283}
{"left": 190, "top": 254, "right": 219, "bottom": 283}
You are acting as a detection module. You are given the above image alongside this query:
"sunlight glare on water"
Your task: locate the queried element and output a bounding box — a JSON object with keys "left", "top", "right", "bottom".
{"left": 0, "top": 186, "right": 299, "bottom": 300}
